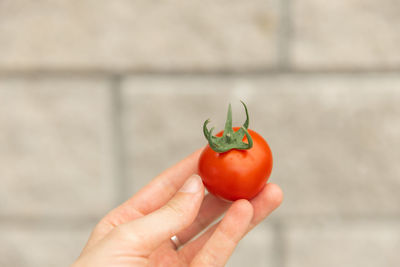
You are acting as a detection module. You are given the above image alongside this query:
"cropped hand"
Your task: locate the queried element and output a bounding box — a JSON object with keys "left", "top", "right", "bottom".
{"left": 72, "top": 149, "right": 283, "bottom": 267}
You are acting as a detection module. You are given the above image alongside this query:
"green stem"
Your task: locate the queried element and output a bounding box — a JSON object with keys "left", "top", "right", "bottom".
{"left": 203, "top": 101, "right": 253, "bottom": 153}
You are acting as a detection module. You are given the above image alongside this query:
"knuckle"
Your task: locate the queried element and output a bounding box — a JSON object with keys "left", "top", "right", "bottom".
{"left": 196, "top": 248, "right": 220, "bottom": 267}
{"left": 163, "top": 199, "right": 190, "bottom": 229}
{"left": 112, "top": 224, "right": 129, "bottom": 239}
{"left": 164, "top": 199, "right": 186, "bottom": 218}
{"left": 218, "top": 227, "right": 237, "bottom": 247}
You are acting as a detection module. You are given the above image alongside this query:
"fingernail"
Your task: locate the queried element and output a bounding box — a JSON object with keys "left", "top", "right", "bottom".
{"left": 179, "top": 174, "right": 201, "bottom": 193}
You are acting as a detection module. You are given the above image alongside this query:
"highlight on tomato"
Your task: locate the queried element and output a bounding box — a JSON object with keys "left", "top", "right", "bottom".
{"left": 198, "top": 102, "right": 273, "bottom": 201}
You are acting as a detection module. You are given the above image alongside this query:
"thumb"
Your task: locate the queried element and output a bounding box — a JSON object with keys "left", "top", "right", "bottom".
{"left": 112, "top": 174, "right": 204, "bottom": 253}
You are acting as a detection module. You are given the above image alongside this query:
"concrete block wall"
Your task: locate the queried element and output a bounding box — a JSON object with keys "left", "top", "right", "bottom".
{"left": 1, "top": 1, "right": 400, "bottom": 266}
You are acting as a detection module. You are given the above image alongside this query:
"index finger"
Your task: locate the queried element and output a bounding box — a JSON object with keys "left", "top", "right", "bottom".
{"left": 84, "top": 148, "right": 204, "bottom": 250}
{"left": 123, "top": 148, "right": 203, "bottom": 215}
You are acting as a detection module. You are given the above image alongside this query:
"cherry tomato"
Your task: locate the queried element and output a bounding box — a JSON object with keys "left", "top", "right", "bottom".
{"left": 199, "top": 127, "right": 273, "bottom": 201}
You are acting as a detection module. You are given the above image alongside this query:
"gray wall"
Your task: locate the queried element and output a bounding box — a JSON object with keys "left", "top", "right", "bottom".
{"left": 1, "top": 1, "right": 400, "bottom": 266}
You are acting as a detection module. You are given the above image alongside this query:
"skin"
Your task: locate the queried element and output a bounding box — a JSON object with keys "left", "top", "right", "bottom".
{"left": 71, "top": 148, "right": 282, "bottom": 267}
{"left": 199, "top": 127, "right": 273, "bottom": 201}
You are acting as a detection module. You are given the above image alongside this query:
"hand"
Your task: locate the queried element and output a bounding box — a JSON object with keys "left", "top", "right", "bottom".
{"left": 72, "top": 149, "right": 283, "bottom": 267}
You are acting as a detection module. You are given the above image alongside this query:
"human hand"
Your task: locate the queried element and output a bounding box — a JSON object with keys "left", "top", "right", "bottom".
{"left": 72, "top": 149, "right": 283, "bottom": 267}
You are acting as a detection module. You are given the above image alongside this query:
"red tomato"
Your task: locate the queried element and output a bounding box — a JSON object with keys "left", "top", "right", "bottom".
{"left": 198, "top": 127, "right": 273, "bottom": 201}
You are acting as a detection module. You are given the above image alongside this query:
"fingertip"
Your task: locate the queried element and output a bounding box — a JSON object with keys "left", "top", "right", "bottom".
{"left": 230, "top": 199, "right": 254, "bottom": 224}
{"left": 236, "top": 199, "right": 254, "bottom": 216}
{"left": 178, "top": 174, "right": 204, "bottom": 194}
{"left": 264, "top": 183, "right": 284, "bottom": 208}
{"left": 247, "top": 183, "right": 283, "bottom": 229}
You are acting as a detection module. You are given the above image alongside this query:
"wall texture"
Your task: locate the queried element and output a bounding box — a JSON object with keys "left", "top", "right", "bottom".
{"left": 1, "top": 1, "right": 400, "bottom": 266}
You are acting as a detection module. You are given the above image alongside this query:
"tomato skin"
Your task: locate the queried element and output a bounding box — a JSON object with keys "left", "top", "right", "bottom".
{"left": 198, "top": 127, "right": 273, "bottom": 201}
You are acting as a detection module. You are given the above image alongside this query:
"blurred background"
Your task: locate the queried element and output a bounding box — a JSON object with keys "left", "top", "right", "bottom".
{"left": 1, "top": 0, "right": 400, "bottom": 266}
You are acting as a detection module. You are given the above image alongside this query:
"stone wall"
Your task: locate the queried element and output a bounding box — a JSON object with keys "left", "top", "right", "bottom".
{"left": 1, "top": 1, "right": 399, "bottom": 266}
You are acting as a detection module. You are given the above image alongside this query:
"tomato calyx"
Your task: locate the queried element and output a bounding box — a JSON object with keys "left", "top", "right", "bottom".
{"left": 203, "top": 101, "right": 253, "bottom": 153}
